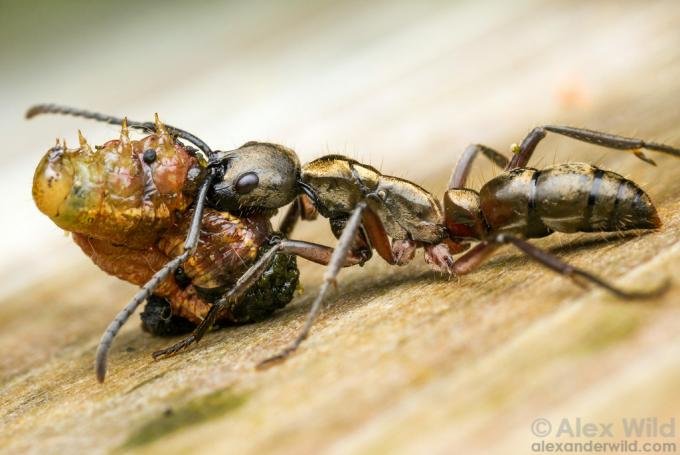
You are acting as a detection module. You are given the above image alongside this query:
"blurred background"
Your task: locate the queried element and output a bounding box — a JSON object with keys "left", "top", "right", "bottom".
{"left": 1, "top": 1, "right": 679, "bottom": 454}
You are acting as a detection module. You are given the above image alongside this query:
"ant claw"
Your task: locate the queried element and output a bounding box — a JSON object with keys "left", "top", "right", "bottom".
{"left": 152, "top": 334, "right": 197, "bottom": 360}
{"left": 256, "top": 348, "right": 294, "bottom": 370}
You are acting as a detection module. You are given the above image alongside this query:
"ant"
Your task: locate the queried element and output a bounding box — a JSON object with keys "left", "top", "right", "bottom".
{"left": 28, "top": 104, "right": 679, "bottom": 382}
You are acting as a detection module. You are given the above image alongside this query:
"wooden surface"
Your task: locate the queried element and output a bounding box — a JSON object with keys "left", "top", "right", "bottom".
{"left": 1, "top": 1, "right": 679, "bottom": 453}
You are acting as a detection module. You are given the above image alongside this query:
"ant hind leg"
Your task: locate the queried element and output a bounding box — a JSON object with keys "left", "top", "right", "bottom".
{"left": 507, "top": 125, "right": 680, "bottom": 169}
{"left": 492, "top": 233, "right": 670, "bottom": 299}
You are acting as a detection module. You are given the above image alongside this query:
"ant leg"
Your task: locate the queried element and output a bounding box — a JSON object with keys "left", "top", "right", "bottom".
{"left": 152, "top": 242, "right": 286, "bottom": 359}
{"left": 348, "top": 203, "right": 448, "bottom": 266}
{"left": 278, "top": 198, "right": 301, "bottom": 238}
{"left": 361, "top": 207, "right": 401, "bottom": 264}
{"left": 282, "top": 240, "right": 368, "bottom": 266}
{"left": 94, "top": 170, "right": 216, "bottom": 383}
{"left": 458, "top": 234, "right": 670, "bottom": 300}
{"left": 449, "top": 144, "right": 509, "bottom": 189}
{"left": 258, "top": 202, "right": 368, "bottom": 368}
{"left": 507, "top": 128, "right": 547, "bottom": 170}
{"left": 152, "top": 237, "right": 369, "bottom": 359}
{"left": 278, "top": 195, "right": 318, "bottom": 237}
{"left": 26, "top": 103, "right": 213, "bottom": 159}
{"left": 451, "top": 242, "right": 502, "bottom": 275}
{"left": 508, "top": 126, "right": 680, "bottom": 169}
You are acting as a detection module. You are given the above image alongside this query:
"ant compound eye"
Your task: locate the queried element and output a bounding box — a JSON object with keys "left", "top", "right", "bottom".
{"left": 234, "top": 172, "right": 259, "bottom": 194}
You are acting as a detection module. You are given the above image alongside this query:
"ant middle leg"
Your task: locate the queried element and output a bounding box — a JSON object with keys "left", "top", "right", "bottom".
{"left": 360, "top": 207, "right": 419, "bottom": 265}
{"left": 449, "top": 144, "right": 509, "bottom": 189}
{"left": 507, "top": 125, "right": 680, "bottom": 169}
{"left": 360, "top": 206, "right": 466, "bottom": 268}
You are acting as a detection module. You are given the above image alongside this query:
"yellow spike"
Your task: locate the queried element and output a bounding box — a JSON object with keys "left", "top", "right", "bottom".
{"left": 632, "top": 149, "right": 657, "bottom": 166}
{"left": 78, "top": 130, "right": 92, "bottom": 152}
{"left": 78, "top": 130, "right": 93, "bottom": 154}
{"left": 62, "top": 138, "right": 68, "bottom": 150}
{"left": 154, "top": 112, "right": 170, "bottom": 140}
{"left": 120, "top": 117, "right": 130, "bottom": 147}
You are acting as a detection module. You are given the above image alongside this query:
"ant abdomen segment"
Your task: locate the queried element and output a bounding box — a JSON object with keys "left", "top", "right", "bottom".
{"left": 478, "top": 163, "right": 660, "bottom": 237}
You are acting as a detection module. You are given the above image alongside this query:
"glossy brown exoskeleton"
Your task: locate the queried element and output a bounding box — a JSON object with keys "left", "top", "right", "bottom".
{"left": 28, "top": 105, "right": 679, "bottom": 381}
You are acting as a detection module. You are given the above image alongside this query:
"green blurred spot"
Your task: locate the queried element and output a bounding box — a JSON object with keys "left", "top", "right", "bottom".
{"left": 119, "top": 389, "right": 249, "bottom": 450}
{"left": 571, "top": 307, "right": 645, "bottom": 356}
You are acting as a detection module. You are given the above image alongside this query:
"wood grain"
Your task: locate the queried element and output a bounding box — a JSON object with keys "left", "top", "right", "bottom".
{"left": 1, "top": 1, "right": 679, "bottom": 453}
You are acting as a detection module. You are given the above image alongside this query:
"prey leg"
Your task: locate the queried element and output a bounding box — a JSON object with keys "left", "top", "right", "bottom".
{"left": 508, "top": 125, "right": 680, "bottom": 169}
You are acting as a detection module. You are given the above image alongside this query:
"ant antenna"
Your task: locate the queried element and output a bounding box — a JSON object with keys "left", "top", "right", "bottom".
{"left": 26, "top": 104, "right": 213, "bottom": 163}
{"left": 94, "top": 169, "right": 216, "bottom": 383}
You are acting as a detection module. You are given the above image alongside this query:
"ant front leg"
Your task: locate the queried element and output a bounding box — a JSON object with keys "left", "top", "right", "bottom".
{"left": 152, "top": 231, "right": 370, "bottom": 360}
{"left": 152, "top": 242, "right": 287, "bottom": 359}
{"left": 258, "top": 202, "right": 369, "bottom": 368}
{"left": 507, "top": 126, "right": 680, "bottom": 169}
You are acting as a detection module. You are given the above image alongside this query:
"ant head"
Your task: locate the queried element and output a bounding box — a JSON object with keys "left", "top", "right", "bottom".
{"left": 443, "top": 189, "right": 487, "bottom": 240}
{"left": 207, "top": 142, "right": 301, "bottom": 213}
